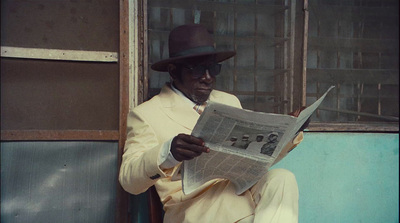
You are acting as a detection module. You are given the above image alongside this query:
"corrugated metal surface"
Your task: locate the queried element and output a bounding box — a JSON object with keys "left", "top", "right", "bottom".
{"left": 1, "top": 141, "right": 118, "bottom": 223}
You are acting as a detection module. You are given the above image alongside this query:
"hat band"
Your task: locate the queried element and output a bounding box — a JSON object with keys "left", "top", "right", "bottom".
{"left": 170, "top": 46, "right": 215, "bottom": 58}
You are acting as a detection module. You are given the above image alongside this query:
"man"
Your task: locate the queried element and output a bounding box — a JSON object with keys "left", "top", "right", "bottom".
{"left": 246, "top": 134, "right": 266, "bottom": 153}
{"left": 235, "top": 134, "right": 250, "bottom": 150}
{"left": 260, "top": 132, "right": 280, "bottom": 156}
{"left": 119, "top": 24, "right": 305, "bottom": 223}
{"left": 223, "top": 136, "right": 238, "bottom": 147}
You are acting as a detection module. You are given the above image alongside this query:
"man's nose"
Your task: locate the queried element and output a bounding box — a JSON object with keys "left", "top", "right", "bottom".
{"left": 200, "top": 70, "right": 213, "bottom": 83}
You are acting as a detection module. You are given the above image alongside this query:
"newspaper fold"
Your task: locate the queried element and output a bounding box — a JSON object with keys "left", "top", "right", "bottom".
{"left": 182, "top": 86, "right": 335, "bottom": 195}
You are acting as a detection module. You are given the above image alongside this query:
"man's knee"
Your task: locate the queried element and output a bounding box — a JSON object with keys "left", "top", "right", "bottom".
{"left": 252, "top": 168, "right": 299, "bottom": 220}
{"left": 268, "top": 168, "right": 296, "bottom": 181}
{"left": 252, "top": 168, "right": 298, "bottom": 202}
{"left": 266, "top": 169, "right": 298, "bottom": 190}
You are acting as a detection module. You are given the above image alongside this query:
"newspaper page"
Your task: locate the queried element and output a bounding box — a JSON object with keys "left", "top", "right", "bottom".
{"left": 182, "top": 86, "right": 335, "bottom": 195}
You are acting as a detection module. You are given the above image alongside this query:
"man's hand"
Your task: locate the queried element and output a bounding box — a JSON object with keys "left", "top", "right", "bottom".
{"left": 289, "top": 106, "right": 311, "bottom": 132}
{"left": 170, "top": 134, "right": 210, "bottom": 161}
{"left": 288, "top": 106, "right": 306, "bottom": 117}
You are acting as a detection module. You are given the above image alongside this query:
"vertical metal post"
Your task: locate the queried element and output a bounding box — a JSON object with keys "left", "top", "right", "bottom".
{"left": 254, "top": 1, "right": 258, "bottom": 111}
{"left": 289, "top": 0, "right": 296, "bottom": 112}
{"left": 283, "top": 0, "right": 289, "bottom": 114}
{"left": 301, "top": 0, "right": 309, "bottom": 107}
{"left": 233, "top": 4, "right": 238, "bottom": 94}
{"left": 143, "top": 0, "right": 148, "bottom": 104}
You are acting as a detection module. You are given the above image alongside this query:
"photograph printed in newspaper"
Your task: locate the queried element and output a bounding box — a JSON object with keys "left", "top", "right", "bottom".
{"left": 182, "top": 86, "right": 335, "bottom": 195}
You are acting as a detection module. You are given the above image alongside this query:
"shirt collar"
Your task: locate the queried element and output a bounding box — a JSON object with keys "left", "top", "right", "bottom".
{"left": 170, "top": 82, "right": 196, "bottom": 107}
{"left": 170, "top": 82, "right": 209, "bottom": 107}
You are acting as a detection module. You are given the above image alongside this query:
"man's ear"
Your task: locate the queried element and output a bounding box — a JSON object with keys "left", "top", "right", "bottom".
{"left": 168, "top": 64, "right": 178, "bottom": 80}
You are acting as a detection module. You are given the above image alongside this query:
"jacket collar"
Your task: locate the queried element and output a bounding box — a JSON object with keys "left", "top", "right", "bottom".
{"left": 158, "top": 83, "right": 200, "bottom": 131}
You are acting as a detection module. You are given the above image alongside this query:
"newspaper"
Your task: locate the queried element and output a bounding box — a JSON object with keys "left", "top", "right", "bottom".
{"left": 181, "top": 86, "right": 335, "bottom": 195}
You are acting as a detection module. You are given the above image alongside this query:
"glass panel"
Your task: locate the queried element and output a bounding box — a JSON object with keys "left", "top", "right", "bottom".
{"left": 1, "top": 141, "right": 118, "bottom": 223}
{"left": 307, "top": 0, "right": 399, "bottom": 123}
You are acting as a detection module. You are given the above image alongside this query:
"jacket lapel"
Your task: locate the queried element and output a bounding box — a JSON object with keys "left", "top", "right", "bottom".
{"left": 158, "top": 84, "right": 200, "bottom": 131}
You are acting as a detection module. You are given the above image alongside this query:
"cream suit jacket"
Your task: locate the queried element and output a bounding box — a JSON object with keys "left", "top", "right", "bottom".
{"left": 119, "top": 83, "right": 303, "bottom": 223}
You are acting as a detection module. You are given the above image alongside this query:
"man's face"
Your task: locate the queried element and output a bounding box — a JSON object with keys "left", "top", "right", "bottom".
{"left": 171, "top": 57, "right": 218, "bottom": 104}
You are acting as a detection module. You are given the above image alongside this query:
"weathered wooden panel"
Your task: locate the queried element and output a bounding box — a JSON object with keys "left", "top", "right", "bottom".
{"left": 1, "top": 46, "right": 118, "bottom": 62}
{"left": 1, "top": 0, "right": 119, "bottom": 51}
{"left": 1, "top": 58, "right": 119, "bottom": 130}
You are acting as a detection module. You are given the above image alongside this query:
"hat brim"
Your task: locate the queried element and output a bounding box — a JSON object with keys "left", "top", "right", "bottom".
{"left": 150, "top": 51, "right": 236, "bottom": 72}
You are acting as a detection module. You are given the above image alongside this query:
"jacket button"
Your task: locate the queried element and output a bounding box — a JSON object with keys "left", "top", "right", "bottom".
{"left": 150, "top": 174, "right": 160, "bottom": 180}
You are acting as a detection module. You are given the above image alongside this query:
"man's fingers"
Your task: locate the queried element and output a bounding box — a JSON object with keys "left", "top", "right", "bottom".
{"left": 178, "top": 134, "right": 205, "bottom": 146}
{"left": 175, "top": 134, "right": 209, "bottom": 152}
{"left": 172, "top": 145, "right": 208, "bottom": 161}
{"left": 173, "top": 147, "right": 202, "bottom": 160}
{"left": 174, "top": 139, "right": 204, "bottom": 153}
{"left": 171, "top": 134, "right": 210, "bottom": 161}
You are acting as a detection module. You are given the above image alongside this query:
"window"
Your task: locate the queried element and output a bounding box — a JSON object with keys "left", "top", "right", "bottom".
{"left": 306, "top": 0, "right": 399, "bottom": 131}
{"left": 140, "top": 0, "right": 399, "bottom": 131}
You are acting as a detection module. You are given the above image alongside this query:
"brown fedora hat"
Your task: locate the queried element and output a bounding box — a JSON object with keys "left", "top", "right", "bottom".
{"left": 151, "top": 24, "right": 236, "bottom": 72}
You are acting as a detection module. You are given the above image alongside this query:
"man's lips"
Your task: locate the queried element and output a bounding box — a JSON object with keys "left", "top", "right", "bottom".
{"left": 196, "top": 88, "right": 212, "bottom": 93}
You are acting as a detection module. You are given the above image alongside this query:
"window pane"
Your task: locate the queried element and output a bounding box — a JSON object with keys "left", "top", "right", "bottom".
{"left": 147, "top": 0, "right": 295, "bottom": 114}
{"left": 307, "top": 0, "right": 399, "bottom": 123}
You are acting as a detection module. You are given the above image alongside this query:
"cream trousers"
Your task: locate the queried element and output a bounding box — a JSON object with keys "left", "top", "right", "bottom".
{"left": 237, "top": 168, "right": 299, "bottom": 223}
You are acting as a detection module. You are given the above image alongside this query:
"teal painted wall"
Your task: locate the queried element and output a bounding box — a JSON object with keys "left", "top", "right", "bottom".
{"left": 273, "top": 133, "right": 399, "bottom": 223}
{"left": 131, "top": 133, "right": 399, "bottom": 223}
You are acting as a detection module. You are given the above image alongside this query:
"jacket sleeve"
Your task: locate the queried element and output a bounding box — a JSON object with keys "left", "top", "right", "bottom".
{"left": 118, "top": 110, "right": 169, "bottom": 195}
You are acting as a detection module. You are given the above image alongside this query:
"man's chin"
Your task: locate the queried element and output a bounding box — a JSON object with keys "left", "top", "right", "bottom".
{"left": 192, "top": 93, "right": 210, "bottom": 104}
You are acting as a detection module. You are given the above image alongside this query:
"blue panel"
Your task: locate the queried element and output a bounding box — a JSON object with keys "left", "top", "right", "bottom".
{"left": 273, "top": 133, "right": 399, "bottom": 223}
{"left": 1, "top": 141, "right": 118, "bottom": 223}
{"left": 130, "top": 193, "right": 150, "bottom": 223}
